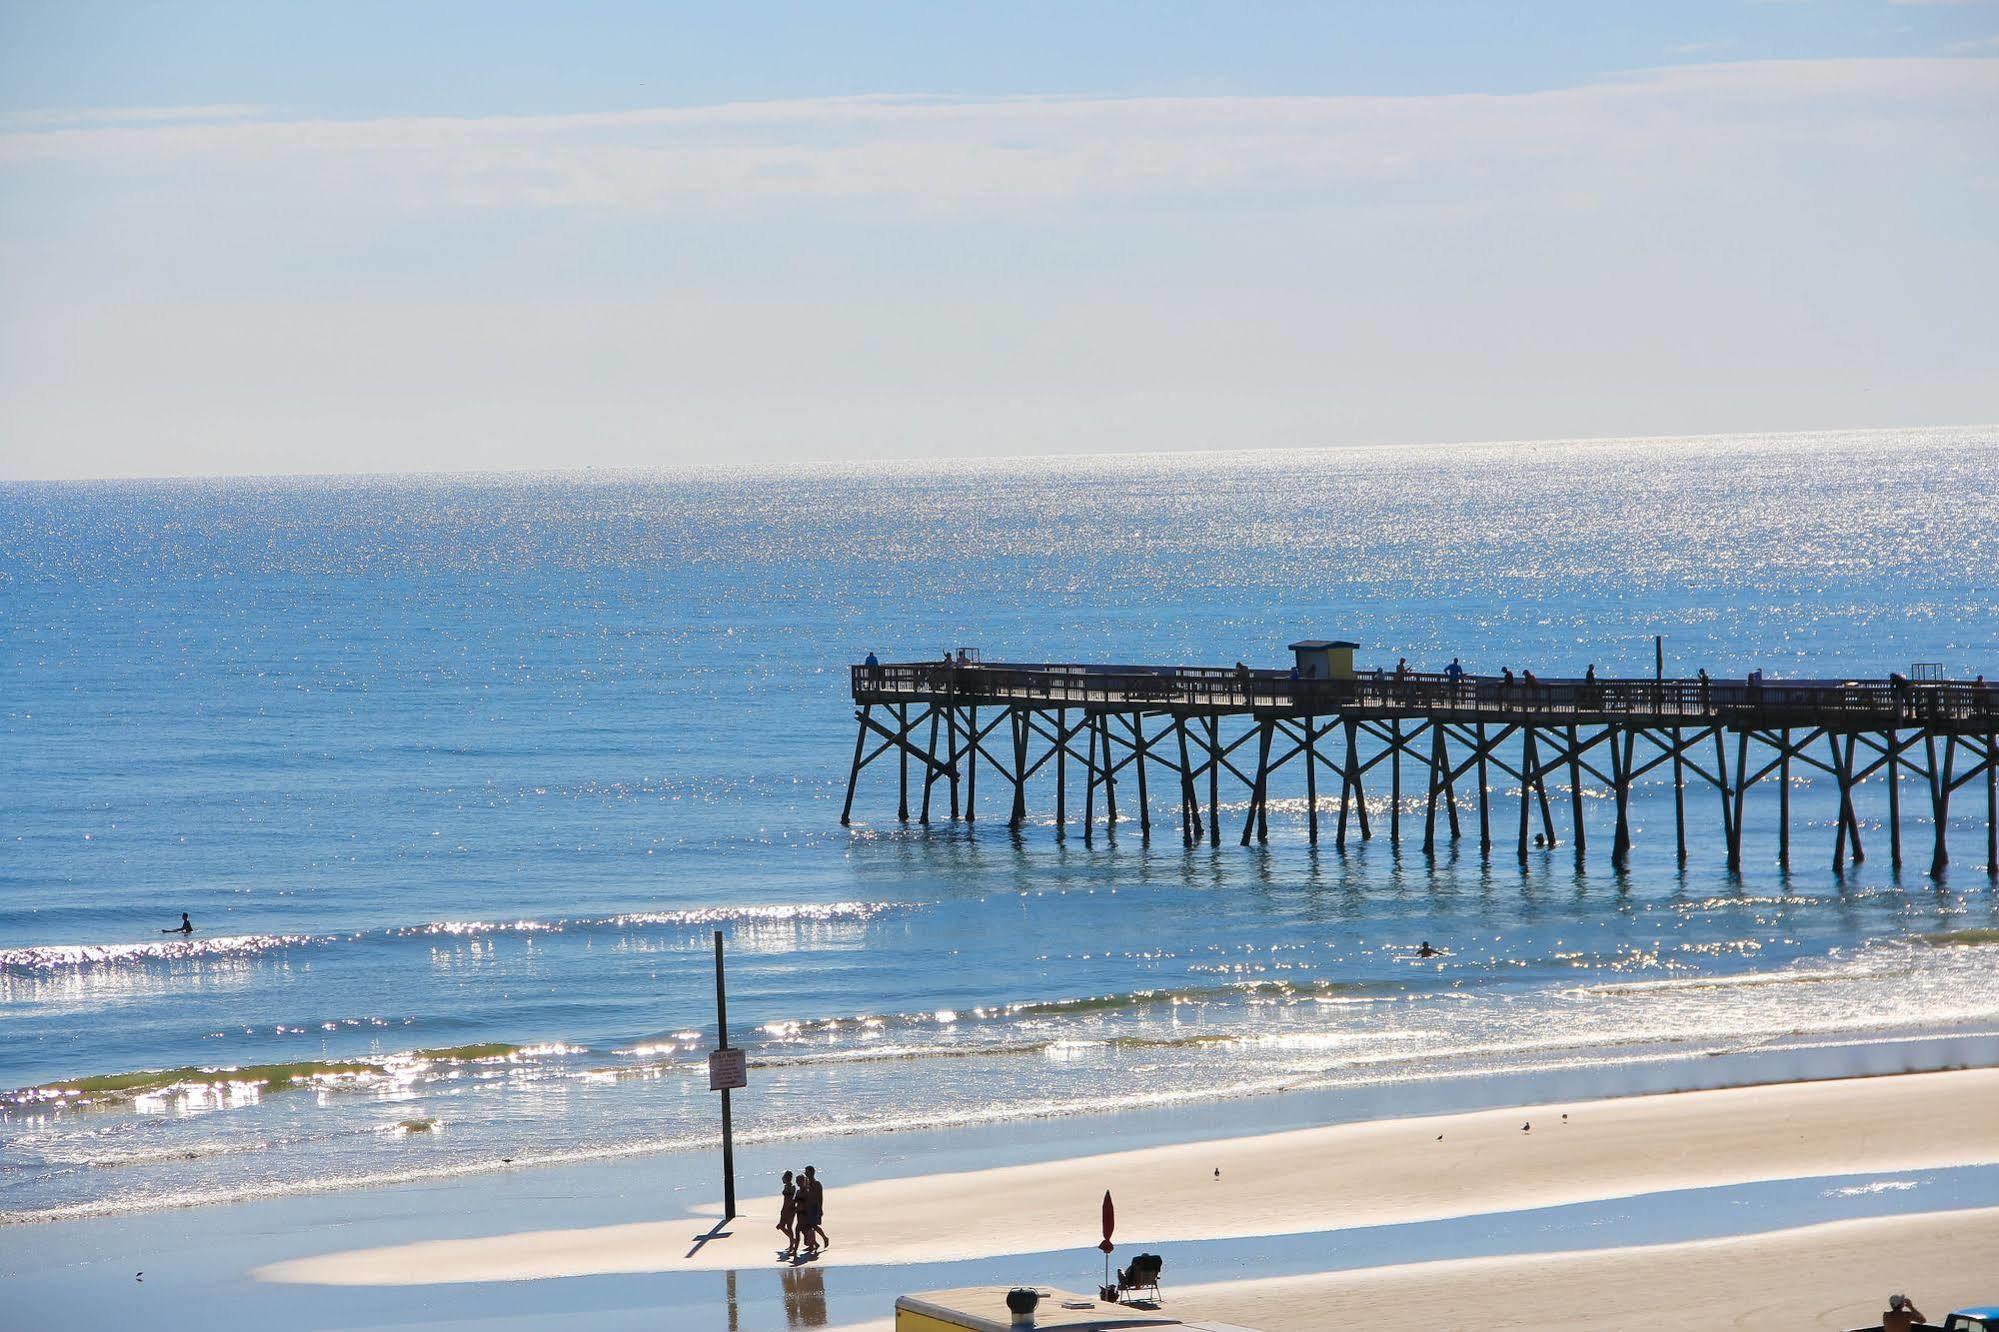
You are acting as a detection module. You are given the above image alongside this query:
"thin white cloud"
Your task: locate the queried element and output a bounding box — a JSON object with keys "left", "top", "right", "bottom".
{"left": 0, "top": 104, "right": 266, "bottom": 129}
{"left": 3, "top": 56, "right": 1995, "bottom": 480}
{"left": 1, "top": 61, "right": 1990, "bottom": 218}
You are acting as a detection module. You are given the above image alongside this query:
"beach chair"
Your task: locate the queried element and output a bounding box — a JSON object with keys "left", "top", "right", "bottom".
{"left": 1116, "top": 1253, "right": 1163, "bottom": 1304}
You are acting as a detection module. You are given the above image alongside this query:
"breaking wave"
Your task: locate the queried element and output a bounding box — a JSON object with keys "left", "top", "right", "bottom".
{"left": 751, "top": 976, "right": 1415, "bottom": 1042}
{"left": 4, "top": 1043, "right": 581, "bottom": 1109}
{"left": 0, "top": 901, "right": 907, "bottom": 974}
{"left": 0, "top": 933, "right": 336, "bottom": 972}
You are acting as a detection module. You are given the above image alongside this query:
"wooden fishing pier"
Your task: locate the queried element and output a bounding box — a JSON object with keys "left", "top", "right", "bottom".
{"left": 839, "top": 651, "right": 1998, "bottom": 879}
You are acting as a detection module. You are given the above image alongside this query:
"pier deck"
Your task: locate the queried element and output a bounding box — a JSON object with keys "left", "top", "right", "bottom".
{"left": 840, "top": 659, "right": 1997, "bottom": 878}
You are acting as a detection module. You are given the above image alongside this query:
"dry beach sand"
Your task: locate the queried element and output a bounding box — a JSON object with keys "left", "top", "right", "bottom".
{"left": 823, "top": 1209, "right": 1999, "bottom": 1332}
{"left": 1165, "top": 1206, "right": 1999, "bottom": 1332}
{"left": 258, "top": 1067, "right": 1999, "bottom": 1291}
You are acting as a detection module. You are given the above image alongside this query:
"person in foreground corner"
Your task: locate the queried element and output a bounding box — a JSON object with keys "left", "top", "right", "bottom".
{"left": 1883, "top": 1293, "right": 1926, "bottom": 1332}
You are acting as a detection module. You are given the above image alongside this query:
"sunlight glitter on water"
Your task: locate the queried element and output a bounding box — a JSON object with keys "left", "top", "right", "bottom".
{"left": 3, "top": 426, "right": 1996, "bottom": 1221}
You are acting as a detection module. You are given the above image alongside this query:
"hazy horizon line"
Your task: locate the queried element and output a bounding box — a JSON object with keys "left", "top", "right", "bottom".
{"left": 3, "top": 420, "right": 1993, "bottom": 488}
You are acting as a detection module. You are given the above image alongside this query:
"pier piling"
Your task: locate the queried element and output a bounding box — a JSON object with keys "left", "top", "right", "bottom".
{"left": 840, "top": 659, "right": 1997, "bottom": 879}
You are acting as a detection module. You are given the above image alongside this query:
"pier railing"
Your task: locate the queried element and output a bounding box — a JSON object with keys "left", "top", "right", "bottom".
{"left": 852, "top": 662, "right": 1995, "bottom": 728}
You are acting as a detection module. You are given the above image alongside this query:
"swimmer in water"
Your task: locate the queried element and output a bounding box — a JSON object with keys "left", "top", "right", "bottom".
{"left": 1416, "top": 941, "right": 1439, "bottom": 958}
{"left": 161, "top": 913, "right": 193, "bottom": 935}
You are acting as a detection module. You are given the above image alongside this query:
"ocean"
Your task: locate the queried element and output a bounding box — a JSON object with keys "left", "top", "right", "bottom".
{"left": 3, "top": 425, "right": 1997, "bottom": 1224}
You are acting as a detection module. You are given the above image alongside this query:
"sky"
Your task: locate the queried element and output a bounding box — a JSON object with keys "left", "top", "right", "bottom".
{"left": 1, "top": 2, "right": 1995, "bottom": 480}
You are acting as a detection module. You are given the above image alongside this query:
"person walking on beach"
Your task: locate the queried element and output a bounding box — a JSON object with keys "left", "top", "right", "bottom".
{"left": 161, "top": 913, "right": 193, "bottom": 935}
{"left": 777, "top": 1169, "right": 799, "bottom": 1257}
{"left": 798, "top": 1165, "right": 828, "bottom": 1254}
{"left": 791, "top": 1165, "right": 818, "bottom": 1258}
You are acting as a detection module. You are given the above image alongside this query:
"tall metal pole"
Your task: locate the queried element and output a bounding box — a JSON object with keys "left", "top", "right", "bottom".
{"left": 714, "top": 929, "right": 736, "bottom": 1221}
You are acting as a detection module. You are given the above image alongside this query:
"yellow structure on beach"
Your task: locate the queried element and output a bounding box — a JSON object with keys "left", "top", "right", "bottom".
{"left": 894, "top": 1286, "right": 1261, "bottom": 1332}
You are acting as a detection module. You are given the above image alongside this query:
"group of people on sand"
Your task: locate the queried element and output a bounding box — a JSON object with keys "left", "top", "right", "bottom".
{"left": 776, "top": 1165, "right": 828, "bottom": 1260}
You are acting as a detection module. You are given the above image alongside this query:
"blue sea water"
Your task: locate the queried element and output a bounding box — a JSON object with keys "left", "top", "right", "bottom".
{"left": 3, "top": 426, "right": 1997, "bottom": 1223}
